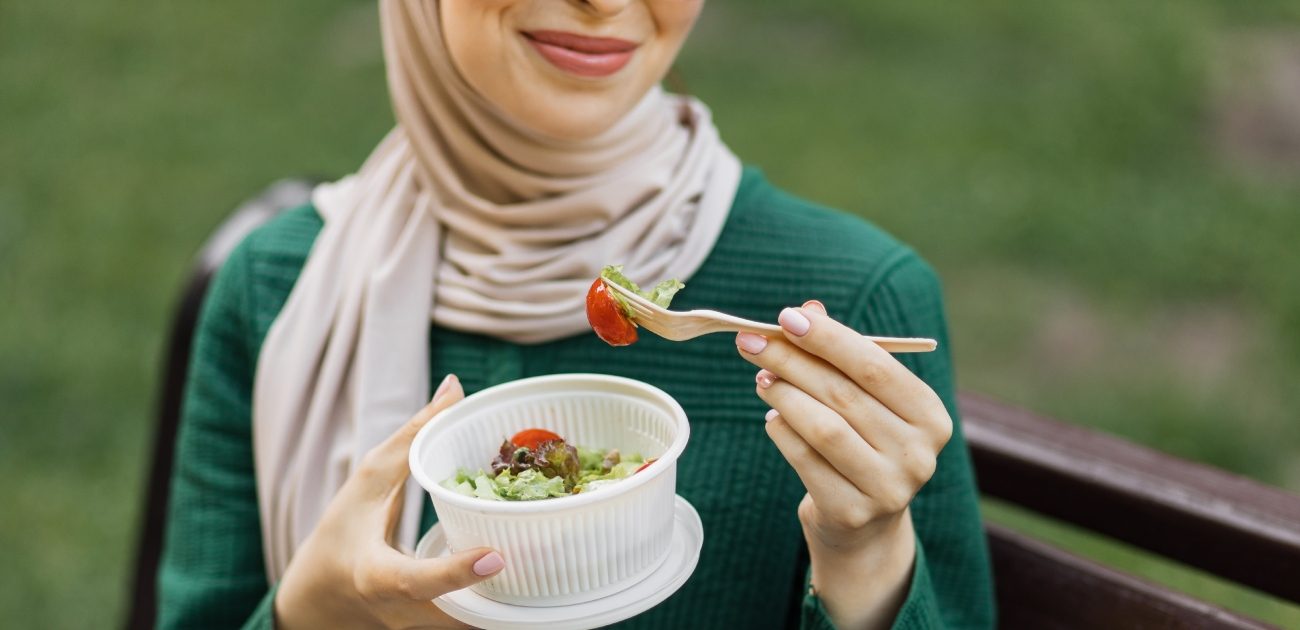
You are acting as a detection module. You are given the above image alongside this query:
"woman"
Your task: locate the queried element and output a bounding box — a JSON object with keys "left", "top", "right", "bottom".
{"left": 158, "top": 1, "right": 994, "bottom": 628}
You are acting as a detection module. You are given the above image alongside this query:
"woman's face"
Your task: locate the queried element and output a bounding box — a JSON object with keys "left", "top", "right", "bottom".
{"left": 440, "top": 0, "right": 705, "bottom": 140}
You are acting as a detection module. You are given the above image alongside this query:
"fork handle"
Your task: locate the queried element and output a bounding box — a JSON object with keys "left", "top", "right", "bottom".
{"left": 728, "top": 321, "right": 938, "bottom": 353}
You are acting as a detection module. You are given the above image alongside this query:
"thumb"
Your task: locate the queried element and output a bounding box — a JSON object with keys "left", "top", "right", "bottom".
{"left": 357, "top": 374, "right": 465, "bottom": 495}
{"left": 802, "top": 299, "right": 827, "bottom": 315}
{"left": 383, "top": 374, "right": 465, "bottom": 455}
{"left": 380, "top": 545, "right": 506, "bottom": 601}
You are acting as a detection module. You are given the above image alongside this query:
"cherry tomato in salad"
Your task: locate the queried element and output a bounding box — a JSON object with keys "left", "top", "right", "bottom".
{"left": 585, "top": 278, "right": 638, "bottom": 346}
{"left": 510, "top": 428, "right": 563, "bottom": 451}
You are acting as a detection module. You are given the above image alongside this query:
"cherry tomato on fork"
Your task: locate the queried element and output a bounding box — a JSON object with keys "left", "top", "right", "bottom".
{"left": 585, "top": 278, "right": 638, "bottom": 346}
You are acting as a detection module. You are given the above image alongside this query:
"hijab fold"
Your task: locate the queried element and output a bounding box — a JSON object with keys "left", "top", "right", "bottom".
{"left": 252, "top": 0, "right": 741, "bottom": 582}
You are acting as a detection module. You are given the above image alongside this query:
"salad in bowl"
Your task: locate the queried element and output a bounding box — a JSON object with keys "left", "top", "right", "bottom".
{"left": 409, "top": 374, "right": 688, "bottom": 607}
{"left": 442, "top": 427, "right": 655, "bottom": 501}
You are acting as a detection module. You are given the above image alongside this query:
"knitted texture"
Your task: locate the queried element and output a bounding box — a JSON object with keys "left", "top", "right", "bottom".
{"left": 158, "top": 168, "right": 994, "bottom": 629}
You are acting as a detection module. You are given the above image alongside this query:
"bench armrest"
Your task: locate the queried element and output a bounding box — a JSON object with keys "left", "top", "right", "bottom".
{"left": 961, "top": 392, "right": 1300, "bottom": 603}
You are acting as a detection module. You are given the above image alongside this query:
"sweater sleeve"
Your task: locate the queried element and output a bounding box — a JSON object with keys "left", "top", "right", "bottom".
{"left": 156, "top": 241, "right": 278, "bottom": 629}
{"left": 800, "top": 251, "right": 996, "bottom": 629}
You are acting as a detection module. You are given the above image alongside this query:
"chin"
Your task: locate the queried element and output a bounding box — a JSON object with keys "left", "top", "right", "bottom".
{"left": 502, "top": 89, "right": 637, "bottom": 141}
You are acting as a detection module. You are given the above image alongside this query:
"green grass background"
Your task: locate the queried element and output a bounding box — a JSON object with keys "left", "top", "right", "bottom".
{"left": 3, "top": 0, "right": 1300, "bottom": 626}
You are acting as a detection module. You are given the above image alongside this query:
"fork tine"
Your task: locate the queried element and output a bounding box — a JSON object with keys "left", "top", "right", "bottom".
{"left": 601, "top": 280, "right": 661, "bottom": 309}
{"left": 624, "top": 300, "right": 655, "bottom": 319}
{"left": 600, "top": 279, "right": 674, "bottom": 335}
{"left": 601, "top": 280, "right": 660, "bottom": 317}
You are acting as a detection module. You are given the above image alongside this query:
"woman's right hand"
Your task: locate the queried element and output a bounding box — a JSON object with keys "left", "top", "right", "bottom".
{"left": 274, "top": 375, "right": 502, "bottom": 629}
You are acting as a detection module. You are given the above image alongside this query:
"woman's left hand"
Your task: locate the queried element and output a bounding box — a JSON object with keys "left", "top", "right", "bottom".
{"left": 735, "top": 300, "right": 953, "bottom": 627}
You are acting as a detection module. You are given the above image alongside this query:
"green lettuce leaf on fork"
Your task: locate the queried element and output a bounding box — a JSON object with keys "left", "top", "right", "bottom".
{"left": 599, "top": 265, "right": 685, "bottom": 318}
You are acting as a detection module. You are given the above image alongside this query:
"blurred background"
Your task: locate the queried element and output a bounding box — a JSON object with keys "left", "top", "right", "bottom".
{"left": 3, "top": 0, "right": 1300, "bottom": 626}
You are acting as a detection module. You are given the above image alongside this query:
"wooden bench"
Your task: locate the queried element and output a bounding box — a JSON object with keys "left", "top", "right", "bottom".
{"left": 124, "top": 179, "right": 1300, "bottom": 629}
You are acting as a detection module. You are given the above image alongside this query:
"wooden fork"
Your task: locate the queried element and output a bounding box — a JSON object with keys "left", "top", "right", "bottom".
{"left": 602, "top": 280, "right": 938, "bottom": 353}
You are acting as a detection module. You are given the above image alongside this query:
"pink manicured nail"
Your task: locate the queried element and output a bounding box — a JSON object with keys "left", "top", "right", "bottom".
{"left": 736, "top": 332, "right": 768, "bottom": 354}
{"left": 765, "top": 409, "right": 779, "bottom": 422}
{"left": 433, "top": 374, "right": 455, "bottom": 400}
{"left": 803, "top": 300, "right": 826, "bottom": 315}
{"left": 473, "top": 551, "right": 505, "bottom": 576}
{"left": 779, "top": 308, "right": 811, "bottom": 336}
{"left": 756, "top": 370, "right": 776, "bottom": 389}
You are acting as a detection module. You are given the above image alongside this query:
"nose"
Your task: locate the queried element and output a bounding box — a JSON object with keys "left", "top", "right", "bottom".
{"left": 580, "top": 0, "right": 633, "bottom": 17}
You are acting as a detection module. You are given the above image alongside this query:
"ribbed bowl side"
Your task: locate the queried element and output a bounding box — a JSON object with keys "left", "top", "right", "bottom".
{"left": 430, "top": 467, "right": 676, "bottom": 606}
{"left": 419, "top": 380, "right": 683, "bottom": 606}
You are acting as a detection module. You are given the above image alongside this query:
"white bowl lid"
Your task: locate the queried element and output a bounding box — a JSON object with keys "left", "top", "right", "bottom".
{"left": 420, "top": 495, "right": 704, "bottom": 630}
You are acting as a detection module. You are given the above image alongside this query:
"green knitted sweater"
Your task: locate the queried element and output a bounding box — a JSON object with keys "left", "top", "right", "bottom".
{"left": 158, "top": 168, "right": 994, "bottom": 629}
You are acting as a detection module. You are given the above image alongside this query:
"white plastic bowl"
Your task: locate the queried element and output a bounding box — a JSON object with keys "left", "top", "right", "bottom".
{"left": 408, "top": 374, "right": 690, "bottom": 607}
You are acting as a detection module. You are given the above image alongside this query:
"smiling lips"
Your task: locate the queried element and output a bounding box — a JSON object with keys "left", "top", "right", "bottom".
{"left": 524, "top": 30, "right": 638, "bottom": 78}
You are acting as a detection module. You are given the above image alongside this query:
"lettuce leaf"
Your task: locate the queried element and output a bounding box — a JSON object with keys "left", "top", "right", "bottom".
{"left": 440, "top": 476, "right": 476, "bottom": 497}
{"left": 600, "top": 265, "right": 685, "bottom": 317}
{"left": 473, "top": 473, "right": 504, "bottom": 501}
{"left": 532, "top": 440, "right": 582, "bottom": 488}
{"left": 577, "top": 446, "right": 605, "bottom": 471}
{"left": 495, "top": 469, "right": 568, "bottom": 500}
{"left": 441, "top": 469, "right": 507, "bottom": 500}
{"left": 645, "top": 279, "right": 686, "bottom": 309}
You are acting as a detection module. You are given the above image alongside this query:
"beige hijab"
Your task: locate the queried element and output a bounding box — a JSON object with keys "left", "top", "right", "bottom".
{"left": 251, "top": 0, "right": 741, "bottom": 581}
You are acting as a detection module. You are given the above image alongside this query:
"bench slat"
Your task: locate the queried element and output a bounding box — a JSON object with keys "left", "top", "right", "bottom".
{"left": 988, "top": 524, "right": 1274, "bottom": 629}
{"left": 962, "top": 393, "right": 1300, "bottom": 604}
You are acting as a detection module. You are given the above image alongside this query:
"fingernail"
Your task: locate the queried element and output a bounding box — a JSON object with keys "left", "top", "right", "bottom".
{"left": 803, "top": 300, "right": 826, "bottom": 315}
{"left": 473, "top": 551, "right": 505, "bottom": 576}
{"left": 779, "top": 308, "right": 811, "bottom": 336}
{"left": 433, "top": 374, "right": 455, "bottom": 401}
{"left": 756, "top": 370, "right": 776, "bottom": 389}
{"left": 765, "top": 409, "right": 779, "bottom": 422}
{"left": 736, "top": 332, "right": 768, "bottom": 354}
